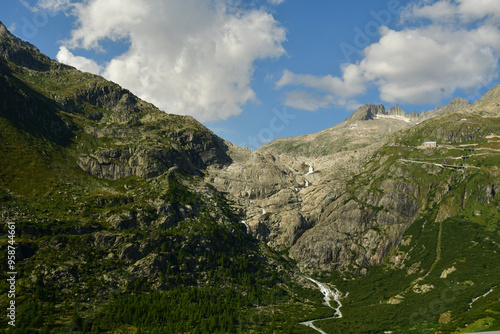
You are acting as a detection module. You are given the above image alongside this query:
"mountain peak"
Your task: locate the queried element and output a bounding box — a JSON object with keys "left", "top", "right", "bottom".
{"left": 0, "top": 21, "right": 23, "bottom": 44}
{"left": 345, "top": 104, "right": 385, "bottom": 122}
{"left": 0, "top": 21, "right": 7, "bottom": 35}
{"left": 475, "top": 84, "right": 500, "bottom": 104}
{"left": 0, "top": 21, "right": 55, "bottom": 71}
{"left": 387, "top": 105, "right": 405, "bottom": 117}
{"left": 447, "top": 97, "right": 471, "bottom": 110}
{"left": 471, "top": 84, "right": 500, "bottom": 115}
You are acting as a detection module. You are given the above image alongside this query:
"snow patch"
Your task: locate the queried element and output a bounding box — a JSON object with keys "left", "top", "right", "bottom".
{"left": 374, "top": 114, "right": 411, "bottom": 123}
{"left": 306, "top": 164, "right": 314, "bottom": 175}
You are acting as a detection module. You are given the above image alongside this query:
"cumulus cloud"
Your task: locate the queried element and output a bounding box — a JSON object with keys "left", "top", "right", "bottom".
{"left": 276, "top": 66, "right": 365, "bottom": 98}
{"left": 362, "top": 26, "right": 500, "bottom": 103}
{"left": 275, "top": 66, "right": 365, "bottom": 111}
{"left": 282, "top": 91, "right": 336, "bottom": 111}
{"left": 268, "top": 0, "right": 285, "bottom": 5}
{"left": 51, "top": 0, "right": 286, "bottom": 122}
{"left": 56, "top": 46, "right": 102, "bottom": 74}
{"left": 278, "top": 0, "right": 500, "bottom": 111}
{"left": 402, "top": 1, "right": 458, "bottom": 22}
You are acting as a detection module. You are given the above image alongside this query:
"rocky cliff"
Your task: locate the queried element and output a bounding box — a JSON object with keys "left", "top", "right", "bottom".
{"left": 206, "top": 90, "right": 498, "bottom": 273}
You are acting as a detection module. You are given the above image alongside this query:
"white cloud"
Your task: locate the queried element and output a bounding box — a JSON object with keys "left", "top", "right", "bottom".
{"left": 19, "top": 0, "right": 35, "bottom": 11}
{"left": 404, "top": 0, "right": 500, "bottom": 24}
{"left": 276, "top": 65, "right": 365, "bottom": 98}
{"left": 358, "top": 25, "right": 500, "bottom": 104}
{"left": 283, "top": 91, "right": 336, "bottom": 111}
{"left": 66, "top": 0, "right": 149, "bottom": 50}
{"left": 281, "top": 90, "right": 360, "bottom": 112}
{"left": 53, "top": 0, "right": 286, "bottom": 122}
{"left": 268, "top": 0, "right": 285, "bottom": 5}
{"left": 36, "top": 0, "right": 71, "bottom": 12}
{"left": 277, "top": 0, "right": 500, "bottom": 110}
{"left": 56, "top": 46, "right": 102, "bottom": 74}
{"left": 402, "top": 0, "right": 457, "bottom": 22}
{"left": 276, "top": 66, "right": 366, "bottom": 111}
{"left": 458, "top": 0, "right": 500, "bottom": 23}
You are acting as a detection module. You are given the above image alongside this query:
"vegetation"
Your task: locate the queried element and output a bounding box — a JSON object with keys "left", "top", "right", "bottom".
{"left": 1, "top": 24, "right": 500, "bottom": 333}
{"left": 0, "top": 41, "right": 332, "bottom": 333}
{"left": 306, "top": 115, "right": 500, "bottom": 333}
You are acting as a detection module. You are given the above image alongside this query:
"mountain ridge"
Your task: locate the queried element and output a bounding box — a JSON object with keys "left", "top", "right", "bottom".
{"left": 1, "top": 22, "right": 500, "bottom": 333}
{"left": 1, "top": 22, "right": 316, "bottom": 333}
{"left": 259, "top": 97, "right": 472, "bottom": 157}
{"left": 0, "top": 20, "right": 233, "bottom": 182}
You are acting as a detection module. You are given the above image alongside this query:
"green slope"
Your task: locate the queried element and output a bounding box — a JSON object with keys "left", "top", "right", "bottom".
{"left": 307, "top": 105, "right": 500, "bottom": 333}
{"left": 0, "top": 23, "right": 333, "bottom": 334}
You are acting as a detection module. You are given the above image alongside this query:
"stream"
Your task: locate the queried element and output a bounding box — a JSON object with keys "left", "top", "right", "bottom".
{"left": 300, "top": 277, "right": 347, "bottom": 334}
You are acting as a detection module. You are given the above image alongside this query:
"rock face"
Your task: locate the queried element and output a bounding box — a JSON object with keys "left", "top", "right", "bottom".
{"left": 421, "top": 97, "right": 472, "bottom": 119}
{"left": 67, "top": 80, "right": 232, "bottom": 180}
{"left": 206, "top": 123, "right": 395, "bottom": 269}
{"left": 0, "top": 22, "right": 56, "bottom": 71}
{"left": 76, "top": 126, "right": 230, "bottom": 180}
{"left": 206, "top": 95, "right": 496, "bottom": 272}
{"left": 0, "top": 21, "right": 231, "bottom": 180}
{"left": 208, "top": 143, "right": 422, "bottom": 270}
{"left": 345, "top": 104, "right": 386, "bottom": 122}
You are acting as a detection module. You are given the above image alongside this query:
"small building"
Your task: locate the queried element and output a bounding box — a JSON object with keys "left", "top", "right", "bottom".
{"left": 423, "top": 141, "right": 437, "bottom": 149}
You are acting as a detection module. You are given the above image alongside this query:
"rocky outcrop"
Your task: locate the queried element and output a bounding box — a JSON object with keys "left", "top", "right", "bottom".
{"left": 420, "top": 97, "right": 471, "bottom": 120}
{"left": 207, "top": 133, "right": 425, "bottom": 270}
{"left": 0, "top": 21, "right": 58, "bottom": 71}
{"left": 346, "top": 104, "right": 386, "bottom": 122}
{"left": 387, "top": 106, "right": 406, "bottom": 117}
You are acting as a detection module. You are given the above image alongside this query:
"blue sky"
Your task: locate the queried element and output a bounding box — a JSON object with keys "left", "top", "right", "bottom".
{"left": 1, "top": 0, "right": 500, "bottom": 149}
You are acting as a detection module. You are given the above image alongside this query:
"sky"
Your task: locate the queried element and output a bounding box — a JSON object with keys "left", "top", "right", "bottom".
{"left": 1, "top": 0, "right": 500, "bottom": 149}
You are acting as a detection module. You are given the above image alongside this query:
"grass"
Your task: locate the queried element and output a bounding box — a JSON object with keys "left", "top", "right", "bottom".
{"left": 301, "top": 215, "right": 500, "bottom": 334}
{"left": 2, "top": 31, "right": 500, "bottom": 333}
{"left": 301, "top": 121, "right": 500, "bottom": 333}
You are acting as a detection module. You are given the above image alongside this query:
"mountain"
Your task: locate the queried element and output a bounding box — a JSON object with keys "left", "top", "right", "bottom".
{"left": 208, "top": 89, "right": 500, "bottom": 333}
{"left": 0, "top": 22, "right": 321, "bottom": 333}
{"left": 210, "top": 92, "right": 497, "bottom": 270}
{"left": 259, "top": 98, "right": 471, "bottom": 158}
{"left": 1, "top": 22, "right": 500, "bottom": 333}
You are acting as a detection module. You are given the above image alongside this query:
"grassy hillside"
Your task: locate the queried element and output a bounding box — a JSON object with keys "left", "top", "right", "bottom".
{"left": 305, "top": 106, "right": 500, "bottom": 333}
{"left": 0, "top": 24, "right": 336, "bottom": 333}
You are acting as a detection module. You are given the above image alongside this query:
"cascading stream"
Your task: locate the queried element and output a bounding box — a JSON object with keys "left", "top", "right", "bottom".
{"left": 299, "top": 276, "right": 347, "bottom": 334}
